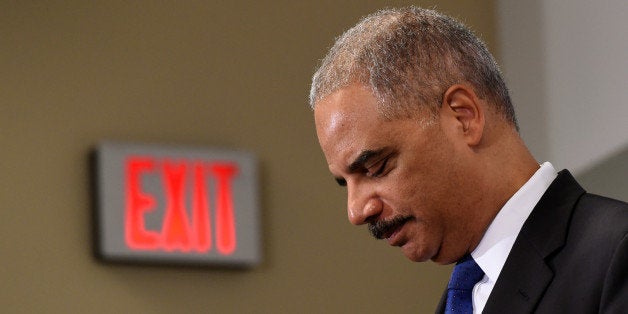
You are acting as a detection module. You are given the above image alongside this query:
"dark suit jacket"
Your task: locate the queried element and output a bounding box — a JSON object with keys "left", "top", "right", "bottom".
{"left": 436, "top": 170, "right": 628, "bottom": 313}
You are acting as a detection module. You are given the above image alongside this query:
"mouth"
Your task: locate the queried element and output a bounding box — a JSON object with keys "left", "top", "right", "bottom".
{"left": 368, "top": 216, "right": 412, "bottom": 245}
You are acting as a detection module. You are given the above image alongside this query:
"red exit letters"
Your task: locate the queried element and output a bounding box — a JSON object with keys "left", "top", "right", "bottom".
{"left": 125, "top": 157, "right": 238, "bottom": 255}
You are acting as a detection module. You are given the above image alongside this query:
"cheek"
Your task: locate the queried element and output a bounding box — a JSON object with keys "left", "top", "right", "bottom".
{"left": 378, "top": 175, "right": 421, "bottom": 213}
{"left": 392, "top": 167, "right": 449, "bottom": 213}
{"left": 384, "top": 136, "right": 461, "bottom": 217}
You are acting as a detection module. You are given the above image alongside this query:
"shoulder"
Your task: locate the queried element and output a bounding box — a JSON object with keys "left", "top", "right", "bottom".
{"left": 578, "top": 193, "right": 628, "bottom": 211}
{"left": 572, "top": 193, "right": 628, "bottom": 239}
{"left": 575, "top": 195, "right": 628, "bottom": 313}
{"left": 561, "top": 193, "right": 628, "bottom": 267}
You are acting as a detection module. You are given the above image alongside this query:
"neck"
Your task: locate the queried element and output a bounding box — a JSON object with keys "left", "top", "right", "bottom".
{"left": 469, "top": 125, "right": 540, "bottom": 254}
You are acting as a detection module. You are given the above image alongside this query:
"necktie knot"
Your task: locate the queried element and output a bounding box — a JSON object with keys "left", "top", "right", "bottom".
{"left": 448, "top": 254, "right": 485, "bottom": 290}
{"left": 445, "top": 254, "right": 484, "bottom": 314}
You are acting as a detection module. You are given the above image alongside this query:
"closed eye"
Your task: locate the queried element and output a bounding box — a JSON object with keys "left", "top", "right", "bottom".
{"left": 368, "top": 157, "right": 390, "bottom": 177}
{"left": 366, "top": 154, "right": 392, "bottom": 178}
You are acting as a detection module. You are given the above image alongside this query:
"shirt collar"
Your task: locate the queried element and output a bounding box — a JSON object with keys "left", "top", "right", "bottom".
{"left": 471, "top": 162, "right": 558, "bottom": 282}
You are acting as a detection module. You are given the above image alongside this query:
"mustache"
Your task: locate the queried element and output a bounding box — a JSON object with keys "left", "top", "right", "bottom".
{"left": 368, "top": 216, "right": 412, "bottom": 239}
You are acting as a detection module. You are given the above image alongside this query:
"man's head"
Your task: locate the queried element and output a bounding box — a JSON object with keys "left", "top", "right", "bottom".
{"left": 311, "top": 7, "right": 536, "bottom": 264}
{"left": 310, "top": 7, "right": 515, "bottom": 128}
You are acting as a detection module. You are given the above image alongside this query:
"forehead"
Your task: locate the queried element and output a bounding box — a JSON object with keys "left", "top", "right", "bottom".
{"left": 314, "top": 84, "right": 394, "bottom": 167}
{"left": 315, "top": 85, "right": 378, "bottom": 129}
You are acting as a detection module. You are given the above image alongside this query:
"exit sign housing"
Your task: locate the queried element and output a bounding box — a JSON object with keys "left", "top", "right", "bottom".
{"left": 93, "top": 142, "right": 261, "bottom": 267}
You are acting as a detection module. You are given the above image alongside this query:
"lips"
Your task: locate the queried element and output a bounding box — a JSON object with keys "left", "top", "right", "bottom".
{"left": 368, "top": 216, "right": 412, "bottom": 242}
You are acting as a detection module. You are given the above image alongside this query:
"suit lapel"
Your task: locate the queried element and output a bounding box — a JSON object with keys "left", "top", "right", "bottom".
{"left": 481, "top": 236, "right": 553, "bottom": 313}
{"left": 482, "top": 170, "right": 585, "bottom": 313}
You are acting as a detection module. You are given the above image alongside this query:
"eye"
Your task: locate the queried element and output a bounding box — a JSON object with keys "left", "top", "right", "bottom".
{"left": 366, "top": 157, "right": 390, "bottom": 178}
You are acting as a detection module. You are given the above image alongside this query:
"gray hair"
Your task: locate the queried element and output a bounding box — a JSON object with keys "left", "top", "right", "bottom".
{"left": 309, "top": 7, "right": 516, "bottom": 127}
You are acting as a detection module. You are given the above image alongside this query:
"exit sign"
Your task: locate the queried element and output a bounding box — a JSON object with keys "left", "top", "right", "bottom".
{"left": 93, "top": 142, "right": 261, "bottom": 267}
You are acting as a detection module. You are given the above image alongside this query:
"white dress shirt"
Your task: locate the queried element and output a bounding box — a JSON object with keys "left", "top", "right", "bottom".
{"left": 470, "top": 162, "right": 558, "bottom": 313}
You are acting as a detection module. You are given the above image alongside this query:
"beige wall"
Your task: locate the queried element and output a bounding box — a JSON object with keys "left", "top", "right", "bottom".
{"left": 1, "top": 1, "right": 496, "bottom": 313}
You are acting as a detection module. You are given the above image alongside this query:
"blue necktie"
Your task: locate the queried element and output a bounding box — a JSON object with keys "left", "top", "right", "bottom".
{"left": 445, "top": 254, "right": 485, "bottom": 314}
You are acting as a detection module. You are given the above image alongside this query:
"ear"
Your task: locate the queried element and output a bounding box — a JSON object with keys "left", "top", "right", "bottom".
{"left": 439, "top": 84, "right": 485, "bottom": 146}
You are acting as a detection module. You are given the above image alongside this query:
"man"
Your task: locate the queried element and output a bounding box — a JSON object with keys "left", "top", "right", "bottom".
{"left": 309, "top": 7, "right": 627, "bottom": 313}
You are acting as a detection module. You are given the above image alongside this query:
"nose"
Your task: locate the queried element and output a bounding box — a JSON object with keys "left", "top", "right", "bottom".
{"left": 347, "top": 182, "right": 382, "bottom": 225}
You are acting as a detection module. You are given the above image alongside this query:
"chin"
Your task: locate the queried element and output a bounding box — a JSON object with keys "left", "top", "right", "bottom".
{"left": 401, "top": 243, "right": 433, "bottom": 262}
